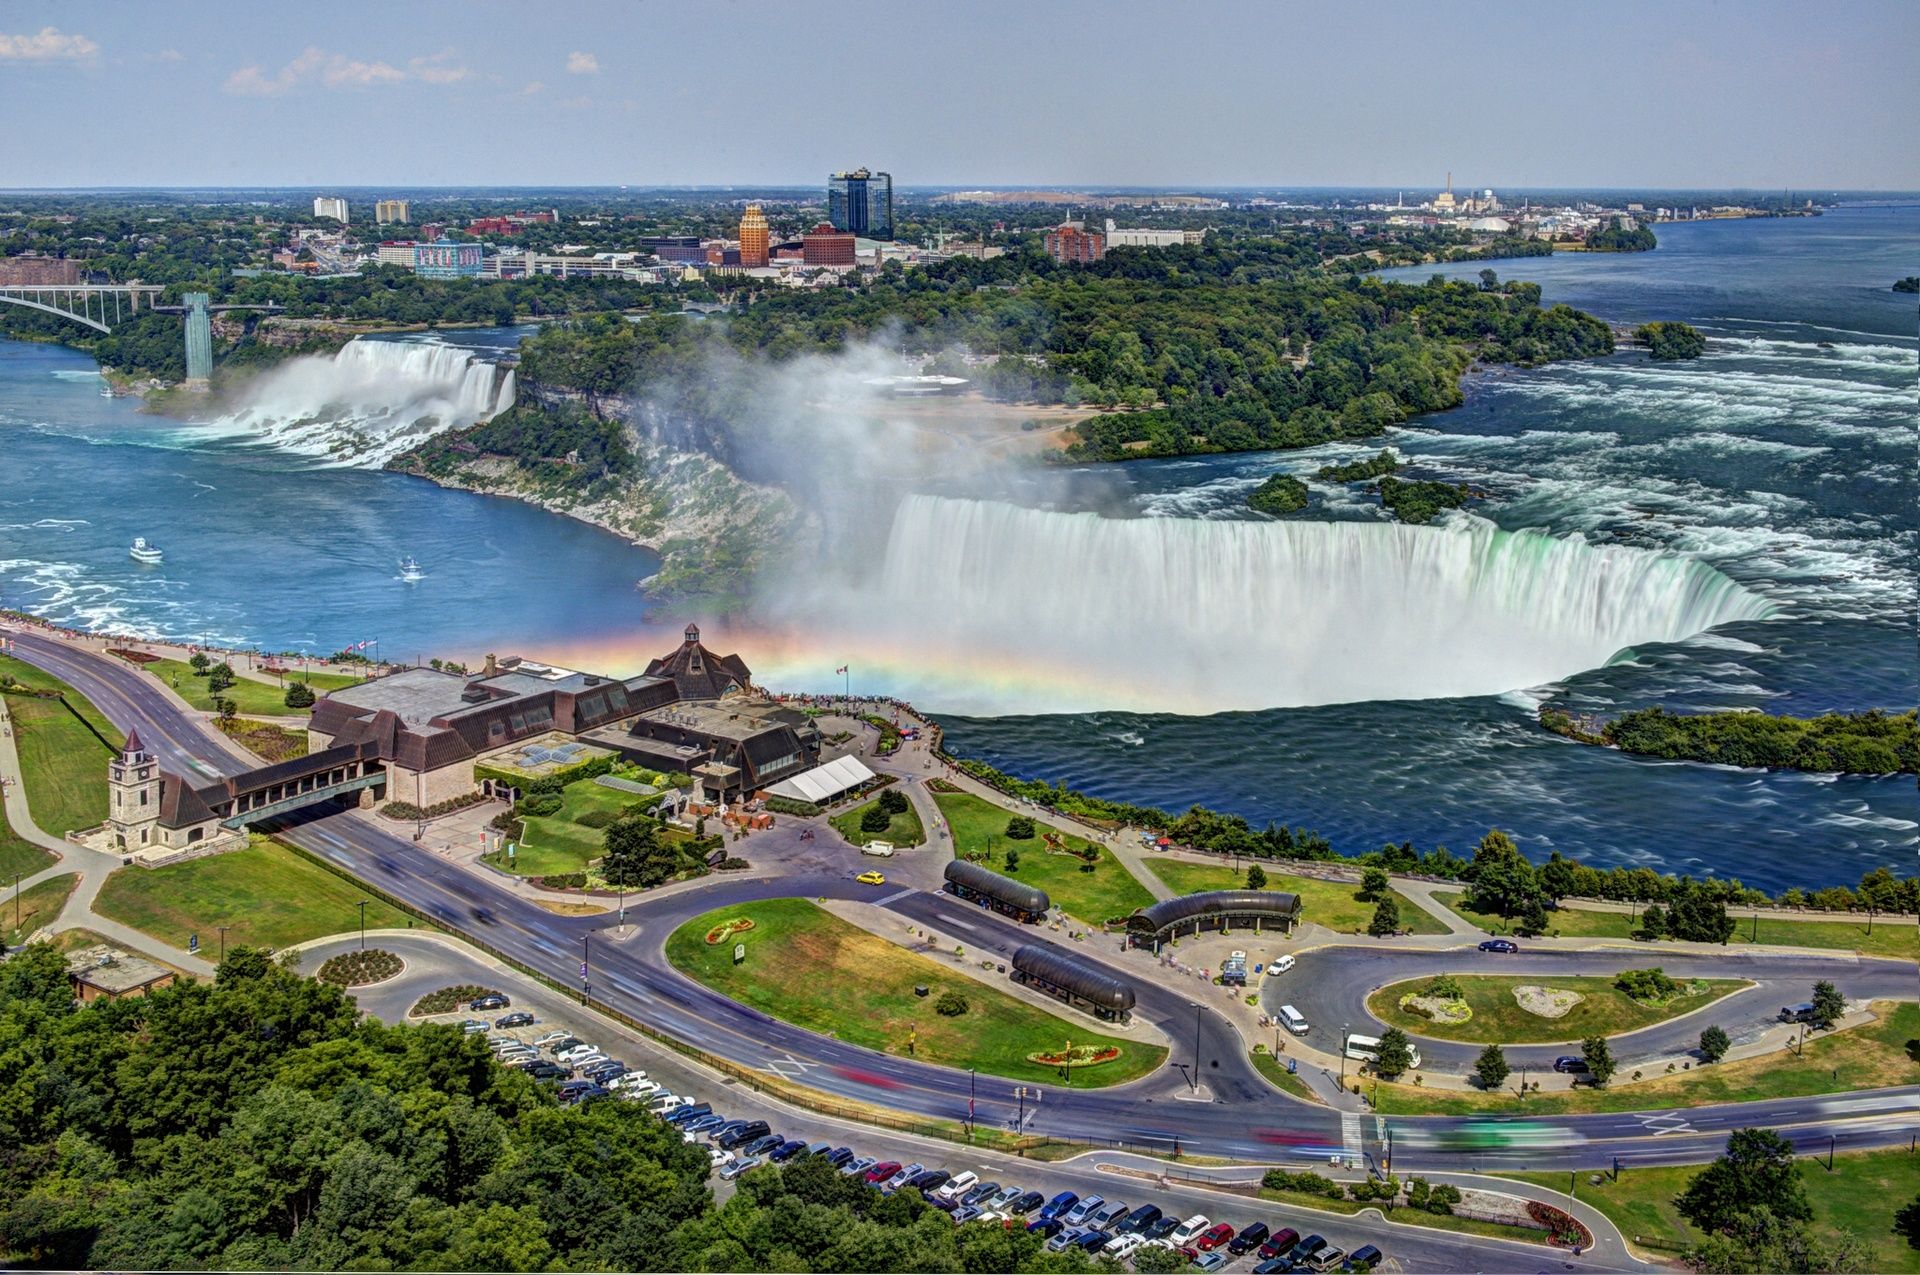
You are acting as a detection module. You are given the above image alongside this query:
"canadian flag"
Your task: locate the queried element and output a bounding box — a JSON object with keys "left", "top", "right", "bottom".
{"left": 835, "top": 665, "right": 848, "bottom": 675}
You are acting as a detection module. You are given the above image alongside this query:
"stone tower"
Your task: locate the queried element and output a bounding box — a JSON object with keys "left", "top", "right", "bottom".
{"left": 106, "top": 728, "right": 160, "bottom": 851}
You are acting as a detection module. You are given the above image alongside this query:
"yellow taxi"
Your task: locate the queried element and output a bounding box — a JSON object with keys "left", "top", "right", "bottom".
{"left": 856, "top": 870, "right": 886, "bottom": 886}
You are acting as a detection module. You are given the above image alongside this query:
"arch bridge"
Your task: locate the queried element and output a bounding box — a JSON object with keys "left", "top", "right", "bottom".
{"left": 0, "top": 283, "right": 167, "bottom": 333}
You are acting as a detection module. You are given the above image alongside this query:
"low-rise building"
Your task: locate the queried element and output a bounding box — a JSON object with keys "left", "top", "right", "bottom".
{"left": 66, "top": 944, "right": 176, "bottom": 1003}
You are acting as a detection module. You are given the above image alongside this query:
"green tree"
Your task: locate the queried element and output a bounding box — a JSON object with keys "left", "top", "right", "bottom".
{"left": 604, "top": 811, "right": 677, "bottom": 888}
{"left": 1638, "top": 903, "right": 1668, "bottom": 940}
{"left": 1372, "top": 1027, "right": 1415, "bottom": 1077}
{"left": 206, "top": 662, "right": 235, "bottom": 692}
{"left": 1132, "top": 1244, "right": 1189, "bottom": 1273}
{"left": 188, "top": 652, "right": 211, "bottom": 673}
{"left": 1686, "top": 1207, "right": 1868, "bottom": 1274}
{"left": 1670, "top": 884, "right": 1736, "bottom": 944}
{"left": 1676, "top": 1129, "right": 1813, "bottom": 1235}
{"left": 1539, "top": 852, "right": 1576, "bottom": 903}
{"left": 1465, "top": 829, "right": 1540, "bottom": 923}
{"left": 859, "top": 806, "right": 891, "bottom": 834}
{"left": 214, "top": 696, "right": 237, "bottom": 726}
{"left": 1360, "top": 866, "right": 1389, "bottom": 900}
{"left": 1246, "top": 864, "right": 1268, "bottom": 891}
{"left": 1894, "top": 1194, "right": 1920, "bottom": 1252}
{"left": 1368, "top": 896, "right": 1401, "bottom": 936}
{"left": 1580, "top": 1034, "right": 1615, "bottom": 1086}
{"left": 1699, "top": 1024, "right": 1730, "bottom": 1063}
{"left": 283, "top": 680, "right": 316, "bottom": 709}
{"left": 876, "top": 787, "right": 908, "bottom": 815}
{"left": 1004, "top": 816, "right": 1036, "bottom": 840}
{"left": 1003, "top": 847, "right": 1019, "bottom": 873}
{"left": 1809, "top": 980, "right": 1845, "bottom": 1029}
{"left": 1474, "top": 1042, "right": 1510, "bottom": 1091}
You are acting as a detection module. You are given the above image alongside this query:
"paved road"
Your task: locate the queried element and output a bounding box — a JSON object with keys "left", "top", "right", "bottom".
{"left": 12, "top": 628, "right": 1919, "bottom": 1179}
{"left": 1280, "top": 944, "right": 1917, "bottom": 1070}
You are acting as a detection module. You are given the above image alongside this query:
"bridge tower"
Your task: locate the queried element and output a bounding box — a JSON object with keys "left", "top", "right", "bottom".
{"left": 183, "top": 292, "right": 212, "bottom": 388}
{"left": 106, "top": 729, "right": 161, "bottom": 852}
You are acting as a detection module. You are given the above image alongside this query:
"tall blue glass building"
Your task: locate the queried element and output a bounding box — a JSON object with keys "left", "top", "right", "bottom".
{"left": 827, "top": 168, "right": 893, "bottom": 241}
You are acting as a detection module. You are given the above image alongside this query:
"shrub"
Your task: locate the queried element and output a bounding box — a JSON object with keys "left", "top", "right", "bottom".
{"left": 533, "top": 873, "right": 587, "bottom": 890}
{"left": 1005, "top": 816, "right": 1036, "bottom": 840}
{"left": 877, "top": 787, "right": 909, "bottom": 815}
{"left": 860, "top": 806, "right": 892, "bottom": 834}
{"left": 409, "top": 984, "right": 501, "bottom": 1016}
{"left": 379, "top": 791, "right": 489, "bottom": 822}
{"left": 283, "top": 681, "right": 317, "bottom": 708}
{"left": 717, "top": 856, "right": 750, "bottom": 871}
{"left": 575, "top": 808, "right": 620, "bottom": 829}
{"left": 1261, "top": 1169, "right": 1346, "bottom": 1200}
{"left": 316, "top": 948, "right": 401, "bottom": 987}
{"left": 518, "top": 793, "right": 563, "bottom": 818}
{"left": 1615, "top": 967, "right": 1680, "bottom": 1002}
{"left": 935, "top": 990, "right": 969, "bottom": 1017}
{"left": 1426, "top": 1183, "right": 1462, "bottom": 1215}
{"left": 1425, "top": 973, "right": 1464, "bottom": 999}
{"left": 764, "top": 796, "right": 823, "bottom": 817}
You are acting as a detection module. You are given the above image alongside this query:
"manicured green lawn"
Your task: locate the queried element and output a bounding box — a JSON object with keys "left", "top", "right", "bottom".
{"left": 1432, "top": 889, "right": 1919, "bottom": 961}
{"left": 482, "top": 779, "right": 658, "bottom": 877}
{"left": 831, "top": 795, "right": 926, "bottom": 849}
{"left": 1373, "top": 1000, "right": 1920, "bottom": 1115}
{"left": 1366, "top": 973, "right": 1747, "bottom": 1044}
{"left": 1251, "top": 1046, "right": 1321, "bottom": 1102}
{"left": 0, "top": 813, "right": 57, "bottom": 879}
{"left": 2, "top": 872, "right": 77, "bottom": 947}
{"left": 935, "top": 790, "right": 1153, "bottom": 924}
{"left": 140, "top": 657, "right": 309, "bottom": 717}
{"left": 665, "top": 897, "right": 1167, "bottom": 1086}
{"left": 95, "top": 835, "right": 411, "bottom": 952}
{"left": 0, "top": 652, "right": 121, "bottom": 835}
{"left": 1503, "top": 1146, "right": 1920, "bottom": 1272}
{"left": 1147, "top": 859, "right": 1451, "bottom": 935}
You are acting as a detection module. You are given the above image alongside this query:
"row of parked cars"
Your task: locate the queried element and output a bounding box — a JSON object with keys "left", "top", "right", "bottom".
{"left": 636, "top": 1100, "right": 1386, "bottom": 1272}
{"left": 475, "top": 1000, "right": 667, "bottom": 1108}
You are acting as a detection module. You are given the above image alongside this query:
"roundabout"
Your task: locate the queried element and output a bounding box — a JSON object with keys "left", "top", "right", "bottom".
{"left": 1363, "top": 972, "right": 1750, "bottom": 1045}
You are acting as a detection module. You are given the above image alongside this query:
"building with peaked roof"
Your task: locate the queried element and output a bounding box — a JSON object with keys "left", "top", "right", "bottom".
{"left": 643, "top": 624, "right": 753, "bottom": 700}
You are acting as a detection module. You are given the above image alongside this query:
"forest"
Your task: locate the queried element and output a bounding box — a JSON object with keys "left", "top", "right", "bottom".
{"left": 1546, "top": 706, "right": 1919, "bottom": 776}
{"left": 0, "top": 946, "right": 1111, "bottom": 1272}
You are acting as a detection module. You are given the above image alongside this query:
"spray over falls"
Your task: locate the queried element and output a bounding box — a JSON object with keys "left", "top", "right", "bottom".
{"left": 819, "top": 495, "right": 1777, "bottom": 715}
{"left": 195, "top": 338, "right": 515, "bottom": 466}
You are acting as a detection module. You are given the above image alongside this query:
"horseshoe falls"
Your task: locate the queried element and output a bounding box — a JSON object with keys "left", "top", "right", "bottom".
{"left": 185, "top": 337, "right": 515, "bottom": 465}
{"left": 864, "top": 495, "right": 1773, "bottom": 715}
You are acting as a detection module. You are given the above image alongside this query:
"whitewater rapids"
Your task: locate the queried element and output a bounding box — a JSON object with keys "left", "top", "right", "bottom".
{"left": 818, "top": 495, "right": 1778, "bottom": 715}
{"left": 186, "top": 338, "right": 515, "bottom": 466}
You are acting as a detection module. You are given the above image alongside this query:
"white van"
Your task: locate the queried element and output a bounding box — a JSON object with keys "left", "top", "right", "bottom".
{"left": 1267, "top": 954, "right": 1296, "bottom": 976}
{"left": 862, "top": 841, "right": 895, "bottom": 857}
{"left": 1344, "top": 1033, "right": 1421, "bottom": 1070}
{"left": 1278, "top": 1004, "right": 1310, "bottom": 1036}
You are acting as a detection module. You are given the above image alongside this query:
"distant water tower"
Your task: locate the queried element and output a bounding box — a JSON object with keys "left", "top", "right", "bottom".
{"left": 183, "top": 292, "right": 212, "bottom": 389}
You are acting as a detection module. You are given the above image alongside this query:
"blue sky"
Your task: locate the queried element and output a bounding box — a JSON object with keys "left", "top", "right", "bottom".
{"left": 1, "top": 0, "right": 1914, "bottom": 189}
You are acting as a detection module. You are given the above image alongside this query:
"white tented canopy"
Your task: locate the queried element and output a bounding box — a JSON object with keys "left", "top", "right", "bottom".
{"left": 766, "top": 754, "right": 877, "bottom": 805}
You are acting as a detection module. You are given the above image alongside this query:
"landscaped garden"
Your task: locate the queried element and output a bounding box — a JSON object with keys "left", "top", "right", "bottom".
{"left": 830, "top": 787, "right": 925, "bottom": 848}
{"left": 94, "top": 835, "right": 411, "bottom": 952}
{"left": 1146, "top": 858, "right": 1451, "bottom": 935}
{"left": 1370, "top": 1000, "right": 1920, "bottom": 1115}
{"left": 1502, "top": 1145, "right": 1920, "bottom": 1273}
{"left": 665, "top": 897, "right": 1165, "bottom": 1085}
{"left": 139, "top": 656, "right": 318, "bottom": 717}
{"left": 1365, "top": 971, "right": 1748, "bottom": 1045}
{"left": 481, "top": 776, "right": 664, "bottom": 878}
{"left": 0, "top": 652, "right": 121, "bottom": 837}
{"left": 935, "top": 790, "right": 1153, "bottom": 924}
{"left": 1432, "top": 889, "right": 1919, "bottom": 961}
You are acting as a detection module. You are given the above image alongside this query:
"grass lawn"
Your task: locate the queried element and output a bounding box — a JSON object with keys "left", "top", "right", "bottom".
{"left": 665, "top": 897, "right": 1167, "bottom": 1086}
{"left": 1372, "top": 999, "right": 1920, "bottom": 1115}
{"left": 0, "top": 652, "right": 122, "bottom": 836}
{"left": 1502, "top": 1147, "right": 1920, "bottom": 1272}
{"left": 481, "top": 779, "right": 658, "bottom": 877}
{"left": 2, "top": 872, "right": 78, "bottom": 946}
{"left": 935, "top": 790, "right": 1153, "bottom": 924}
{"left": 0, "top": 813, "right": 57, "bottom": 879}
{"left": 830, "top": 795, "right": 926, "bottom": 849}
{"left": 1147, "top": 859, "right": 1451, "bottom": 936}
{"left": 1366, "top": 973, "right": 1747, "bottom": 1045}
{"left": 95, "top": 835, "right": 412, "bottom": 952}
{"left": 140, "top": 657, "right": 309, "bottom": 717}
{"left": 1251, "top": 1046, "right": 1321, "bottom": 1102}
{"left": 1431, "top": 890, "right": 1919, "bottom": 961}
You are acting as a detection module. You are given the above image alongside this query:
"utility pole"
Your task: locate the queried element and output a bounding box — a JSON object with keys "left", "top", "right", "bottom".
{"left": 1190, "top": 1003, "right": 1202, "bottom": 1093}
{"left": 217, "top": 925, "right": 228, "bottom": 961}
{"left": 10, "top": 872, "right": 20, "bottom": 930}
{"left": 1340, "top": 1023, "right": 1350, "bottom": 1086}
{"left": 357, "top": 899, "right": 369, "bottom": 949}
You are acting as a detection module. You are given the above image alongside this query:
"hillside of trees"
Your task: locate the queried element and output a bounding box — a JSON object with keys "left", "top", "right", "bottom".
{"left": 0, "top": 945, "right": 1111, "bottom": 1272}
{"left": 1543, "top": 706, "right": 1919, "bottom": 776}
{"left": 1585, "top": 219, "right": 1657, "bottom": 252}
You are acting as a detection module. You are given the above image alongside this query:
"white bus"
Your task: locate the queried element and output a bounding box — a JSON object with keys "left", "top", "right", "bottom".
{"left": 1344, "top": 1033, "right": 1421, "bottom": 1070}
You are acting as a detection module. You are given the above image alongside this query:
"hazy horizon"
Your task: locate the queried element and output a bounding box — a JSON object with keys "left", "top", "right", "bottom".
{"left": 2, "top": 0, "right": 1914, "bottom": 189}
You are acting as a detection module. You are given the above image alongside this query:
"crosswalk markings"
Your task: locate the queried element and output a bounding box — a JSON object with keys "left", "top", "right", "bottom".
{"left": 1341, "top": 1112, "right": 1364, "bottom": 1157}
{"left": 763, "top": 1053, "right": 822, "bottom": 1082}
{"left": 873, "top": 886, "right": 916, "bottom": 907}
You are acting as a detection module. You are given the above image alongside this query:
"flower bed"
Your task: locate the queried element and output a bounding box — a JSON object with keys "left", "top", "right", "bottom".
{"left": 1400, "top": 992, "right": 1472, "bottom": 1024}
{"left": 1026, "top": 1044, "right": 1122, "bottom": 1068}
{"left": 1513, "top": 985, "right": 1584, "bottom": 1018}
{"left": 316, "top": 948, "right": 403, "bottom": 987}
{"left": 409, "top": 984, "right": 502, "bottom": 1016}
{"left": 705, "top": 917, "right": 756, "bottom": 945}
{"left": 379, "top": 790, "right": 490, "bottom": 821}
{"left": 1525, "top": 1201, "right": 1593, "bottom": 1249}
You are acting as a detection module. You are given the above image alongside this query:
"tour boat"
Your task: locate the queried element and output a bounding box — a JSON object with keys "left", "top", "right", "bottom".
{"left": 128, "top": 537, "right": 164, "bottom": 564}
{"left": 398, "top": 555, "right": 424, "bottom": 582}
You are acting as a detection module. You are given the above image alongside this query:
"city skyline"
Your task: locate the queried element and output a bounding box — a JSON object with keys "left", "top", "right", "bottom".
{"left": 1, "top": 0, "right": 1916, "bottom": 190}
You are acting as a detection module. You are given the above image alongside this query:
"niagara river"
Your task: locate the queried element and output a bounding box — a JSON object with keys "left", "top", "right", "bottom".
{"left": 0, "top": 208, "right": 1912, "bottom": 891}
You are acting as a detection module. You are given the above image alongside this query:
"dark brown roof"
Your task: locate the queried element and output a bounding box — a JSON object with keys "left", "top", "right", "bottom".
{"left": 642, "top": 623, "right": 752, "bottom": 701}
{"left": 158, "top": 775, "right": 222, "bottom": 829}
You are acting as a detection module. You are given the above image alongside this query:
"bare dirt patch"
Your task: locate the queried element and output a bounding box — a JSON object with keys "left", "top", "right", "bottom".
{"left": 1513, "top": 985, "right": 1584, "bottom": 1018}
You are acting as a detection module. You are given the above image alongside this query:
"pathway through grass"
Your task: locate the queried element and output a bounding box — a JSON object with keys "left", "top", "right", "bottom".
{"left": 1147, "top": 858, "right": 1450, "bottom": 935}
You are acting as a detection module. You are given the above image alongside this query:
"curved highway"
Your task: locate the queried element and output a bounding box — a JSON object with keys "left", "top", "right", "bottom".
{"left": 12, "top": 629, "right": 1918, "bottom": 1174}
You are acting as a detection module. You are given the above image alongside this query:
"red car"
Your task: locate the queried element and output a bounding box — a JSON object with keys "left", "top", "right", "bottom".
{"left": 1194, "top": 1223, "right": 1236, "bottom": 1252}
{"left": 863, "top": 1160, "right": 902, "bottom": 1184}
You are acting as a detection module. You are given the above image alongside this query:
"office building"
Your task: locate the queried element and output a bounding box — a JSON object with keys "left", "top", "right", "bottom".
{"left": 374, "top": 199, "right": 410, "bottom": 224}
{"left": 313, "top": 196, "right": 349, "bottom": 223}
{"left": 1102, "top": 219, "right": 1206, "bottom": 249}
{"left": 738, "top": 203, "right": 770, "bottom": 268}
{"left": 1043, "top": 220, "right": 1105, "bottom": 265}
{"left": 828, "top": 167, "right": 894, "bottom": 240}
{"left": 411, "top": 241, "right": 484, "bottom": 279}
{"left": 802, "top": 221, "right": 857, "bottom": 266}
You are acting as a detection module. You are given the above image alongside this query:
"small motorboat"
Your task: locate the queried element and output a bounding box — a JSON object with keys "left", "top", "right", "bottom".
{"left": 129, "top": 537, "right": 164, "bottom": 564}
{"left": 398, "top": 555, "right": 424, "bottom": 582}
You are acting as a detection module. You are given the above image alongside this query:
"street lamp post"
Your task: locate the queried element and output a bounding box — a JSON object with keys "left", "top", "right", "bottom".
{"left": 1190, "top": 1003, "right": 1202, "bottom": 1093}
{"left": 217, "top": 925, "right": 228, "bottom": 962}
{"left": 581, "top": 936, "right": 591, "bottom": 1007}
{"left": 1340, "top": 1023, "right": 1350, "bottom": 1086}
{"left": 10, "top": 872, "right": 20, "bottom": 930}
{"left": 967, "top": 1067, "right": 976, "bottom": 1139}
{"left": 357, "top": 899, "right": 370, "bottom": 949}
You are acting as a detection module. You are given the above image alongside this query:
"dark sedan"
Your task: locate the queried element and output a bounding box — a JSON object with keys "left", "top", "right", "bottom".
{"left": 1478, "top": 938, "right": 1519, "bottom": 953}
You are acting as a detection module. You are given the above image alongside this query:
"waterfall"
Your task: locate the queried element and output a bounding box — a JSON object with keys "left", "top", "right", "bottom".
{"left": 858, "top": 496, "right": 1777, "bottom": 714}
{"left": 192, "top": 338, "right": 516, "bottom": 466}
